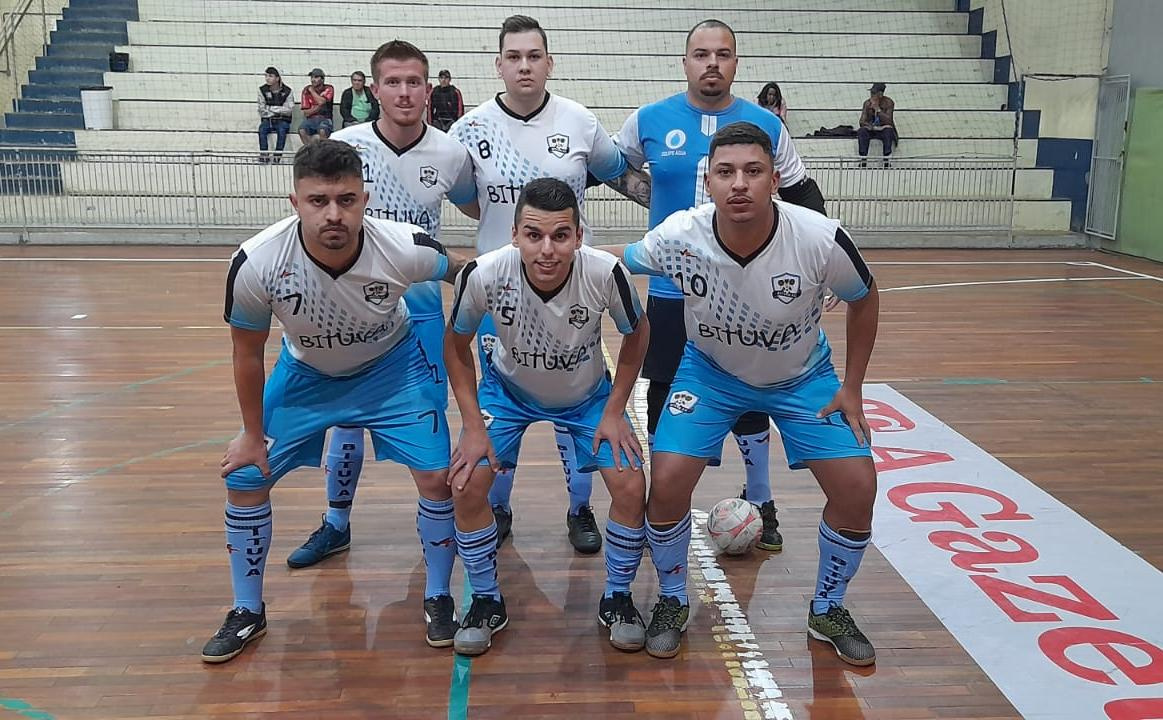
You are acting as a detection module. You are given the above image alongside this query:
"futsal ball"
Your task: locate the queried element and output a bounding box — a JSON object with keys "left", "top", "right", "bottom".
{"left": 706, "top": 498, "right": 762, "bottom": 555}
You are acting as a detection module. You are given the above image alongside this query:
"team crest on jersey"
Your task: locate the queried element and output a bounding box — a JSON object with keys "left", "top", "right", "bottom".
{"left": 419, "top": 165, "right": 438, "bottom": 188}
{"left": 667, "top": 390, "right": 700, "bottom": 416}
{"left": 480, "top": 334, "right": 499, "bottom": 356}
{"left": 363, "top": 281, "right": 391, "bottom": 305}
{"left": 568, "top": 304, "right": 590, "bottom": 329}
{"left": 771, "top": 273, "right": 802, "bottom": 304}
{"left": 546, "top": 133, "right": 570, "bottom": 158}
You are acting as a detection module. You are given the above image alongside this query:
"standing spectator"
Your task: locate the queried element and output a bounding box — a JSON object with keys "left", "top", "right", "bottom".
{"left": 858, "top": 82, "right": 897, "bottom": 166}
{"left": 757, "top": 81, "right": 787, "bottom": 122}
{"left": 299, "top": 68, "right": 335, "bottom": 143}
{"left": 339, "top": 71, "right": 379, "bottom": 128}
{"left": 257, "top": 66, "right": 294, "bottom": 163}
{"left": 427, "top": 69, "right": 464, "bottom": 132}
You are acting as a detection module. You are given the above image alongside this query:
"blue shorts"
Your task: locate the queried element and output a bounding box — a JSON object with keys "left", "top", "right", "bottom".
{"left": 653, "top": 344, "right": 872, "bottom": 469}
{"left": 299, "top": 115, "right": 333, "bottom": 136}
{"left": 475, "top": 365, "right": 634, "bottom": 473}
{"left": 226, "top": 331, "right": 450, "bottom": 491}
{"left": 411, "top": 311, "right": 448, "bottom": 410}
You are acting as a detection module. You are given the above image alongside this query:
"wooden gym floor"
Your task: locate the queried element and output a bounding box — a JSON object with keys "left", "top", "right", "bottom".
{"left": 1, "top": 245, "right": 1161, "bottom": 719}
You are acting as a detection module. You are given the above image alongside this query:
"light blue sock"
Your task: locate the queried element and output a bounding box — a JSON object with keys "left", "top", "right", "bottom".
{"left": 736, "top": 430, "right": 772, "bottom": 505}
{"left": 456, "top": 521, "right": 500, "bottom": 600}
{"left": 647, "top": 512, "right": 692, "bottom": 604}
{"left": 225, "top": 501, "right": 272, "bottom": 613}
{"left": 324, "top": 427, "right": 364, "bottom": 531}
{"left": 555, "top": 424, "right": 593, "bottom": 515}
{"left": 604, "top": 519, "right": 646, "bottom": 597}
{"left": 487, "top": 468, "right": 515, "bottom": 510}
{"left": 417, "top": 497, "right": 456, "bottom": 599}
{"left": 812, "top": 520, "right": 870, "bottom": 615}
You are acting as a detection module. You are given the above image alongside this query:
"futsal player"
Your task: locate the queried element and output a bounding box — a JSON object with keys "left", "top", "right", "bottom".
{"left": 600, "top": 122, "right": 879, "bottom": 664}
{"left": 612, "top": 19, "right": 829, "bottom": 552}
{"left": 448, "top": 15, "right": 640, "bottom": 554}
{"left": 284, "top": 41, "right": 479, "bottom": 642}
{"left": 202, "top": 140, "right": 466, "bottom": 663}
{"left": 444, "top": 178, "right": 653, "bottom": 656}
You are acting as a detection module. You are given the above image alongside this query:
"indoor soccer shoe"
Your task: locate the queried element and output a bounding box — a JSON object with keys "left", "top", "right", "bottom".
{"left": 492, "top": 504, "right": 513, "bottom": 548}
{"left": 808, "top": 605, "right": 876, "bottom": 666}
{"left": 201, "top": 604, "right": 267, "bottom": 663}
{"left": 454, "top": 594, "right": 508, "bottom": 656}
{"left": 566, "top": 505, "right": 602, "bottom": 554}
{"left": 286, "top": 516, "right": 351, "bottom": 568}
{"left": 645, "top": 595, "right": 689, "bottom": 659}
{"left": 424, "top": 594, "right": 458, "bottom": 648}
{"left": 597, "top": 591, "right": 646, "bottom": 652}
{"left": 756, "top": 501, "right": 783, "bottom": 552}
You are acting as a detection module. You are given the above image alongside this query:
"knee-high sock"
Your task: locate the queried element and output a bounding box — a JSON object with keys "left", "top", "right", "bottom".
{"left": 324, "top": 427, "right": 364, "bottom": 531}
{"left": 226, "top": 501, "right": 272, "bottom": 613}
{"left": 604, "top": 519, "right": 646, "bottom": 597}
{"left": 456, "top": 522, "right": 500, "bottom": 600}
{"left": 647, "top": 512, "right": 692, "bottom": 603}
{"left": 555, "top": 424, "right": 593, "bottom": 514}
{"left": 812, "top": 520, "right": 870, "bottom": 615}
{"left": 417, "top": 497, "right": 456, "bottom": 599}
{"left": 734, "top": 430, "right": 772, "bottom": 505}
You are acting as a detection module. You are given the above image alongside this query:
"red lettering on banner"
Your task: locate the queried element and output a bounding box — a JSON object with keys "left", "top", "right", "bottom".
{"left": 863, "top": 399, "right": 916, "bottom": 433}
{"left": 1040, "top": 628, "right": 1163, "bottom": 686}
{"left": 928, "top": 530, "right": 1039, "bottom": 573}
{"left": 1105, "top": 697, "right": 1163, "bottom": 719}
{"left": 971, "top": 575, "right": 1118, "bottom": 623}
{"left": 872, "top": 446, "right": 954, "bottom": 474}
{"left": 887, "top": 482, "right": 1033, "bottom": 528}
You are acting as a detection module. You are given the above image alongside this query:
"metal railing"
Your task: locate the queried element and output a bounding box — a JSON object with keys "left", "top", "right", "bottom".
{"left": 0, "top": 148, "right": 1016, "bottom": 238}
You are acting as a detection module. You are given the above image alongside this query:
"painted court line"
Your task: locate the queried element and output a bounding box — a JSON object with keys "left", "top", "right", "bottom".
{"left": 880, "top": 276, "right": 1147, "bottom": 293}
{"left": 865, "top": 385, "right": 1163, "bottom": 720}
{"left": 1084, "top": 261, "right": 1163, "bottom": 283}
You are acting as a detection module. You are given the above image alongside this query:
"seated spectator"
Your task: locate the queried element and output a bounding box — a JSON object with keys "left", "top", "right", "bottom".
{"left": 427, "top": 69, "right": 464, "bottom": 132}
{"left": 757, "top": 81, "right": 787, "bottom": 122}
{"left": 257, "top": 66, "right": 294, "bottom": 163}
{"left": 858, "top": 82, "right": 898, "bottom": 167}
{"left": 340, "top": 71, "right": 379, "bottom": 128}
{"left": 299, "top": 68, "right": 335, "bottom": 143}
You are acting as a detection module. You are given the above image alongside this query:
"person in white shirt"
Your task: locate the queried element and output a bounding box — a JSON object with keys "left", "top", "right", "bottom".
{"left": 448, "top": 14, "right": 634, "bottom": 554}
{"left": 202, "top": 140, "right": 466, "bottom": 663}
{"left": 600, "top": 122, "right": 879, "bottom": 663}
{"left": 444, "top": 178, "right": 653, "bottom": 656}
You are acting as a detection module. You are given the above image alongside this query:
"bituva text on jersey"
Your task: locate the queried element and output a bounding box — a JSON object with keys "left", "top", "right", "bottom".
{"left": 696, "top": 322, "right": 813, "bottom": 350}
{"left": 509, "top": 343, "right": 594, "bottom": 371}
{"left": 298, "top": 322, "right": 395, "bottom": 349}
{"left": 364, "top": 207, "right": 434, "bottom": 231}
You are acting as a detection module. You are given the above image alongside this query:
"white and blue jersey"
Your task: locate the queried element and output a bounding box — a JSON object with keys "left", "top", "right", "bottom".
{"left": 615, "top": 93, "right": 807, "bottom": 299}
{"left": 621, "top": 200, "right": 870, "bottom": 388}
{"left": 221, "top": 215, "right": 453, "bottom": 489}
{"left": 450, "top": 93, "right": 626, "bottom": 252}
{"left": 331, "top": 122, "right": 476, "bottom": 322}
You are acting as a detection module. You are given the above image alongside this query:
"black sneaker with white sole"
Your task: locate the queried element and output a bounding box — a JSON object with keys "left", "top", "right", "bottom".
{"left": 201, "top": 604, "right": 267, "bottom": 663}
{"left": 424, "top": 594, "right": 458, "bottom": 648}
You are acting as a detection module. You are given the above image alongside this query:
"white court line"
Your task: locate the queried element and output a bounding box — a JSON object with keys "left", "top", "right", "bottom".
{"left": 880, "top": 275, "right": 1148, "bottom": 293}
{"left": 1082, "top": 261, "right": 1163, "bottom": 283}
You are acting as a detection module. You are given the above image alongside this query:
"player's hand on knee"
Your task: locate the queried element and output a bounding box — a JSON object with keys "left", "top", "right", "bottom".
{"left": 594, "top": 409, "right": 643, "bottom": 472}
{"left": 818, "top": 385, "right": 871, "bottom": 448}
{"left": 450, "top": 429, "right": 498, "bottom": 491}
{"left": 221, "top": 432, "right": 270, "bottom": 479}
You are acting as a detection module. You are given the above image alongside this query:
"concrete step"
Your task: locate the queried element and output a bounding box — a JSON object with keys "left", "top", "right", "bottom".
{"left": 15, "top": 99, "right": 84, "bottom": 115}
{"left": 63, "top": 4, "right": 138, "bottom": 21}
{"left": 118, "top": 45, "right": 995, "bottom": 83}
{"left": 46, "top": 42, "right": 116, "bottom": 59}
{"left": 137, "top": 0, "right": 956, "bottom": 9}
{"left": 36, "top": 55, "right": 108, "bottom": 72}
{"left": 4, "top": 112, "right": 85, "bottom": 129}
{"left": 126, "top": 22, "right": 982, "bottom": 59}
{"left": 49, "top": 28, "right": 127, "bottom": 46}
{"left": 27, "top": 69, "right": 105, "bottom": 86}
{"left": 21, "top": 84, "right": 82, "bottom": 101}
{"left": 136, "top": 2, "right": 968, "bottom": 34}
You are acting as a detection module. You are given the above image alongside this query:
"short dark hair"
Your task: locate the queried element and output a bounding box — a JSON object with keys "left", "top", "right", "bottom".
{"left": 514, "top": 178, "right": 579, "bottom": 227}
{"left": 708, "top": 122, "right": 773, "bottom": 162}
{"left": 264, "top": 66, "right": 280, "bottom": 77}
{"left": 370, "top": 40, "right": 429, "bottom": 81}
{"left": 293, "top": 140, "right": 364, "bottom": 183}
{"left": 350, "top": 70, "right": 366, "bottom": 81}
{"left": 500, "top": 15, "right": 548, "bottom": 53}
{"left": 685, "top": 19, "right": 736, "bottom": 53}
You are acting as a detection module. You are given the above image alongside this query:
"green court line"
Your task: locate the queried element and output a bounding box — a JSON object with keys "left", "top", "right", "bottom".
{"left": 0, "top": 698, "right": 57, "bottom": 720}
{"left": 447, "top": 573, "right": 475, "bottom": 720}
{"left": 0, "top": 358, "right": 229, "bottom": 433}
